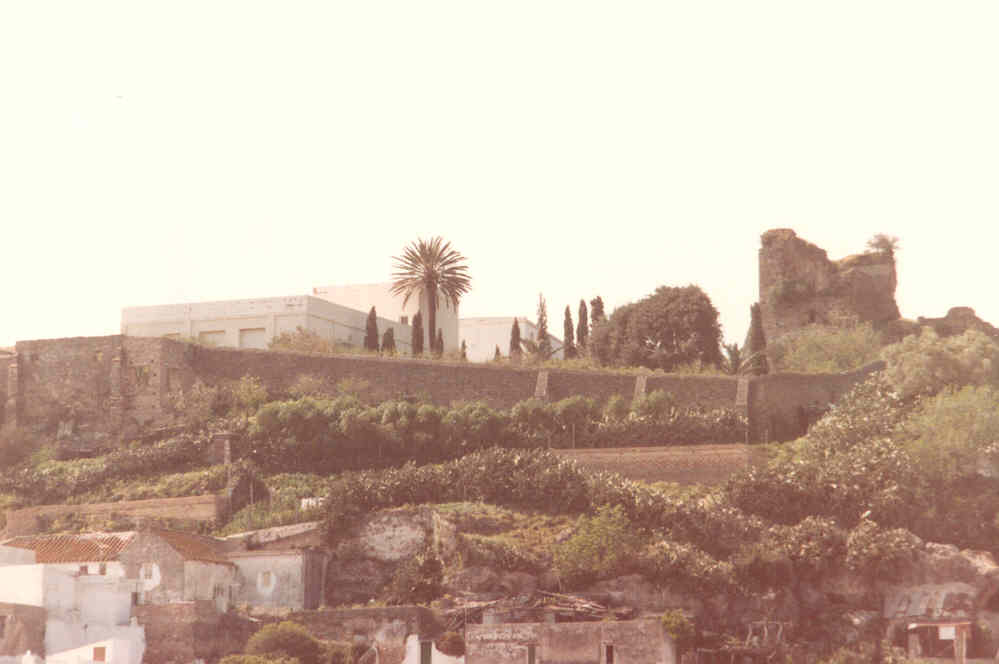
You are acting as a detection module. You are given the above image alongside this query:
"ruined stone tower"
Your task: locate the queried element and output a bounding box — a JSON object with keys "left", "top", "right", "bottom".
{"left": 757, "top": 229, "right": 900, "bottom": 345}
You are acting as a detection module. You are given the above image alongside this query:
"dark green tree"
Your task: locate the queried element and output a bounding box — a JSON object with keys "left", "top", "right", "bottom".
{"left": 494, "top": 345, "right": 502, "bottom": 361}
{"left": 510, "top": 319, "right": 522, "bottom": 358}
{"left": 435, "top": 328, "right": 444, "bottom": 357}
{"left": 460, "top": 339, "right": 468, "bottom": 361}
{"left": 563, "top": 305, "right": 576, "bottom": 359}
{"left": 577, "top": 299, "right": 589, "bottom": 353}
{"left": 597, "top": 285, "right": 723, "bottom": 371}
{"left": 411, "top": 311, "right": 424, "bottom": 356}
{"left": 536, "top": 293, "right": 552, "bottom": 358}
{"left": 381, "top": 327, "right": 396, "bottom": 355}
{"left": 746, "top": 303, "right": 768, "bottom": 375}
{"left": 590, "top": 296, "right": 605, "bottom": 324}
{"left": 391, "top": 237, "right": 472, "bottom": 359}
{"left": 364, "top": 307, "right": 379, "bottom": 352}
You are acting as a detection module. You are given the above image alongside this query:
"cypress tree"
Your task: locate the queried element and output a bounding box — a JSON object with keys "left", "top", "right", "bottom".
{"left": 411, "top": 311, "right": 424, "bottom": 356}
{"left": 435, "top": 329, "right": 444, "bottom": 357}
{"left": 563, "top": 305, "right": 576, "bottom": 359}
{"left": 537, "top": 293, "right": 552, "bottom": 358}
{"left": 381, "top": 328, "right": 396, "bottom": 355}
{"left": 364, "top": 307, "right": 380, "bottom": 352}
{"left": 460, "top": 340, "right": 468, "bottom": 361}
{"left": 494, "top": 345, "right": 502, "bottom": 361}
{"left": 577, "top": 299, "right": 589, "bottom": 352}
{"left": 746, "top": 303, "right": 768, "bottom": 375}
{"left": 510, "top": 319, "right": 522, "bottom": 358}
{"left": 590, "top": 296, "right": 605, "bottom": 324}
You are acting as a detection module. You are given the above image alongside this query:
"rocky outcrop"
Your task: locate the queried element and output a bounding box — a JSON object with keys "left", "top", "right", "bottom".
{"left": 917, "top": 307, "right": 999, "bottom": 341}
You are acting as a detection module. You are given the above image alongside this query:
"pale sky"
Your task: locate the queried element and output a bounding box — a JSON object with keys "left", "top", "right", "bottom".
{"left": 2, "top": 2, "right": 997, "bottom": 349}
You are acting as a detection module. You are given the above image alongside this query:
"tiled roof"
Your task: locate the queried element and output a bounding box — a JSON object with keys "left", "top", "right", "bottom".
{"left": 3, "top": 532, "right": 135, "bottom": 563}
{"left": 152, "top": 529, "right": 232, "bottom": 565}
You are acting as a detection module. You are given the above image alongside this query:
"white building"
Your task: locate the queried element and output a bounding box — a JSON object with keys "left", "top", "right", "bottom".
{"left": 458, "top": 317, "right": 563, "bottom": 363}
{"left": 121, "top": 293, "right": 414, "bottom": 353}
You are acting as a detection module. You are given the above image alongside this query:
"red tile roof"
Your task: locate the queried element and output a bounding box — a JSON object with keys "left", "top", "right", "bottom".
{"left": 3, "top": 532, "right": 135, "bottom": 563}
{"left": 151, "top": 529, "right": 232, "bottom": 565}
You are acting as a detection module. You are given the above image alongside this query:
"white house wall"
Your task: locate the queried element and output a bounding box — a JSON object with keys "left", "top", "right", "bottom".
{"left": 183, "top": 561, "right": 237, "bottom": 611}
{"left": 401, "top": 634, "right": 464, "bottom": 664}
{"left": 0, "top": 565, "right": 45, "bottom": 606}
{"left": 229, "top": 552, "right": 305, "bottom": 610}
{"left": 459, "top": 317, "right": 563, "bottom": 363}
{"left": 46, "top": 631, "right": 145, "bottom": 664}
{"left": 0, "top": 546, "right": 36, "bottom": 567}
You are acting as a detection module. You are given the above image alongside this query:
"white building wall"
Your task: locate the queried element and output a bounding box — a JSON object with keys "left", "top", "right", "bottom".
{"left": 0, "top": 565, "right": 45, "bottom": 606}
{"left": 229, "top": 552, "right": 305, "bottom": 610}
{"left": 121, "top": 295, "right": 413, "bottom": 353}
{"left": 183, "top": 561, "right": 237, "bottom": 611}
{"left": 46, "top": 632, "right": 145, "bottom": 664}
{"left": 459, "top": 317, "right": 563, "bottom": 363}
{"left": 0, "top": 546, "right": 36, "bottom": 566}
{"left": 401, "top": 634, "right": 464, "bottom": 664}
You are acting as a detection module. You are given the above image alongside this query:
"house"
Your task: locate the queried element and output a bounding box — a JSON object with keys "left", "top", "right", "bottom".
{"left": 227, "top": 549, "right": 326, "bottom": 610}
{"left": 465, "top": 617, "right": 674, "bottom": 664}
{"left": 884, "top": 583, "right": 979, "bottom": 664}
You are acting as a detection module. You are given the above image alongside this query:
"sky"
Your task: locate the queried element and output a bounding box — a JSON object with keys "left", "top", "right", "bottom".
{"left": 2, "top": 2, "right": 997, "bottom": 349}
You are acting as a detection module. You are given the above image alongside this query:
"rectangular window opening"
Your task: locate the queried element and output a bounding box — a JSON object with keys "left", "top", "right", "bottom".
{"left": 93, "top": 646, "right": 106, "bottom": 662}
{"left": 400, "top": 316, "right": 409, "bottom": 325}
{"left": 420, "top": 640, "right": 433, "bottom": 664}
{"left": 527, "top": 644, "right": 536, "bottom": 664}
{"left": 79, "top": 565, "right": 88, "bottom": 575}
{"left": 99, "top": 563, "right": 107, "bottom": 575}
{"left": 605, "top": 644, "right": 614, "bottom": 664}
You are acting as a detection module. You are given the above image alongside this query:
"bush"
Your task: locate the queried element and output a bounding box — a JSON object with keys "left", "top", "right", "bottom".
{"left": 881, "top": 328, "right": 999, "bottom": 400}
{"left": 553, "top": 505, "right": 644, "bottom": 587}
{"left": 769, "top": 324, "right": 882, "bottom": 374}
{"left": 383, "top": 548, "right": 444, "bottom": 605}
{"left": 435, "top": 632, "right": 465, "bottom": 657}
{"left": 245, "top": 621, "right": 322, "bottom": 664}
{"left": 661, "top": 610, "right": 696, "bottom": 655}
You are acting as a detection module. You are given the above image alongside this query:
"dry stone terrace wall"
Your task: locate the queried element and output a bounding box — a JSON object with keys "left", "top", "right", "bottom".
{"left": 7, "top": 335, "right": 878, "bottom": 444}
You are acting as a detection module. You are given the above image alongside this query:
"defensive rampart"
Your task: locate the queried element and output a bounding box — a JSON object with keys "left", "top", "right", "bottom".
{"left": 4, "top": 335, "right": 879, "bottom": 444}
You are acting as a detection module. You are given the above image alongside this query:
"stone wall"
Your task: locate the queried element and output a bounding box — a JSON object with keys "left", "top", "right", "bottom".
{"left": 758, "top": 229, "right": 899, "bottom": 345}
{"left": 8, "top": 335, "right": 879, "bottom": 446}
{"left": 3, "top": 495, "right": 223, "bottom": 537}
{"left": 465, "top": 618, "right": 674, "bottom": 664}
{"left": 133, "top": 601, "right": 254, "bottom": 664}
{"left": 287, "top": 607, "right": 445, "bottom": 664}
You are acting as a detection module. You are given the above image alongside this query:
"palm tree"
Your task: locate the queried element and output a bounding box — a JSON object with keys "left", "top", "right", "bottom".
{"left": 390, "top": 237, "right": 471, "bottom": 354}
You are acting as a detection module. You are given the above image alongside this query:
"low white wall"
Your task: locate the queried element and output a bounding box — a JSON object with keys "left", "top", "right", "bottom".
{"left": 46, "top": 632, "right": 144, "bottom": 664}
{"left": 402, "top": 634, "right": 464, "bottom": 664}
{"left": 0, "top": 565, "right": 45, "bottom": 606}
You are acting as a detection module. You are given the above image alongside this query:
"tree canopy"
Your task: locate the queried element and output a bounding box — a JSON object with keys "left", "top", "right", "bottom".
{"left": 591, "top": 285, "right": 723, "bottom": 371}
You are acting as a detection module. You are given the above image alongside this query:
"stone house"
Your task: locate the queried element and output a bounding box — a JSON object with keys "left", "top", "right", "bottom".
{"left": 465, "top": 617, "right": 675, "bottom": 664}
{"left": 227, "top": 549, "right": 325, "bottom": 611}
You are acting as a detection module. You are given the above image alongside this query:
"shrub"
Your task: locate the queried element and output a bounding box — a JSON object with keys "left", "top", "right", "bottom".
{"left": 231, "top": 375, "right": 269, "bottom": 413}
{"left": 844, "top": 519, "right": 920, "bottom": 581}
{"left": 553, "top": 505, "right": 644, "bottom": 587}
{"left": 245, "top": 621, "right": 323, "bottom": 664}
{"left": 383, "top": 548, "right": 444, "bottom": 605}
{"left": 769, "top": 324, "right": 882, "bottom": 374}
{"left": 288, "top": 374, "right": 332, "bottom": 399}
{"left": 881, "top": 328, "right": 999, "bottom": 400}
{"left": 631, "top": 390, "right": 674, "bottom": 422}
{"left": 661, "top": 610, "right": 696, "bottom": 655}
{"left": 435, "top": 632, "right": 465, "bottom": 657}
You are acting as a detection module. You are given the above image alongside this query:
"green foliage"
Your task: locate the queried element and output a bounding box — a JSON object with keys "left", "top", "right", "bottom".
{"left": 577, "top": 299, "right": 589, "bottom": 353}
{"left": 435, "top": 632, "right": 465, "bottom": 658}
{"left": 364, "top": 307, "right": 379, "bottom": 352}
{"left": 769, "top": 324, "right": 882, "bottom": 374}
{"left": 536, "top": 294, "right": 552, "bottom": 358}
{"left": 881, "top": 328, "right": 999, "bottom": 400}
{"left": 232, "top": 375, "right": 269, "bottom": 413}
{"left": 510, "top": 319, "right": 522, "bottom": 358}
{"left": 770, "top": 279, "right": 814, "bottom": 305}
{"left": 381, "top": 328, "right": 396, "bottom": 355}
{"left": 169, "top": 379, "right": 224, "bottom": 425}
{"left": 563, "top": 305, "right": 576, "bottom": 359}
{"left": 866, "top": 233, "right": 899, "bottom": 256}
{"left": 589, "top": 296, "right": 605, "bottom": 324}
{"left": 591, "top": 285, "right": 723, "bottom": 371}
{"left": 631, "top": 390, "right": 674, "bottom": 422}
{"left": 553, "top": 505, "right": 644, "bottom": 586}
{"left": 435, "top": 329, "right": 444, "bottom": 357}
{"left": 288, "top": 374, "right": 332, "bottom": 399}
{"left": 269, "top": 326, "right": 336, "bottom": 355}
{"left": 641, "top": 540, "right": 736, "bottom": 596}
{"left": 899, "top": 385, "right": 999, "bottom": 485}
{"left": 745, "top": 303, "right": 768, "bottom": 375}
{"left": 661, "top": 610, "right": 696, "bottom": 654}
{"left": 844, "top": 519, "right": 919, "bottom": 580}
{"left": 245, "top": 621, "right": 322, "bottom": 664}
{"left": 603, "top": 395, "right": 630, "bottom": 423}
{"left": 411, "top": 311, "right": 424, "bottom": 356}
{"left": 221, "top": 655, "right": 300, "bottom": 664}
{"left": 383, "top": 547, "right": 444, "bottom": 605}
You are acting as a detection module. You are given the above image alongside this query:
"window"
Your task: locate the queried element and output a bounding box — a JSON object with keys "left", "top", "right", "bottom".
{"left": 142, "top": 563, "right": 154, "bottom": 580}
{"left": 131, "top": 592, "right": 139, "bottom": 606}
{"left": 99, "top": 563, "right": 107, "bottom": 575}
{"left": 527, "top": 644, "right": 536, "bottom": 664}
{"left": 0, "top": 615, "right": 7, "bottom": 637}
{"left": 420, "top": 641, "right": 433, "bottom": 664}
{"left": 605, "top": 645, "right": 614, "bottom": 664}
{"left": 79, "top": 565, "right": 88, "bottom": 575}
{"left": 400, "top": 316, "right": 409, "bottom": 325}
{"left": 93, "top": 646, "right": 106, "bottom": 662}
